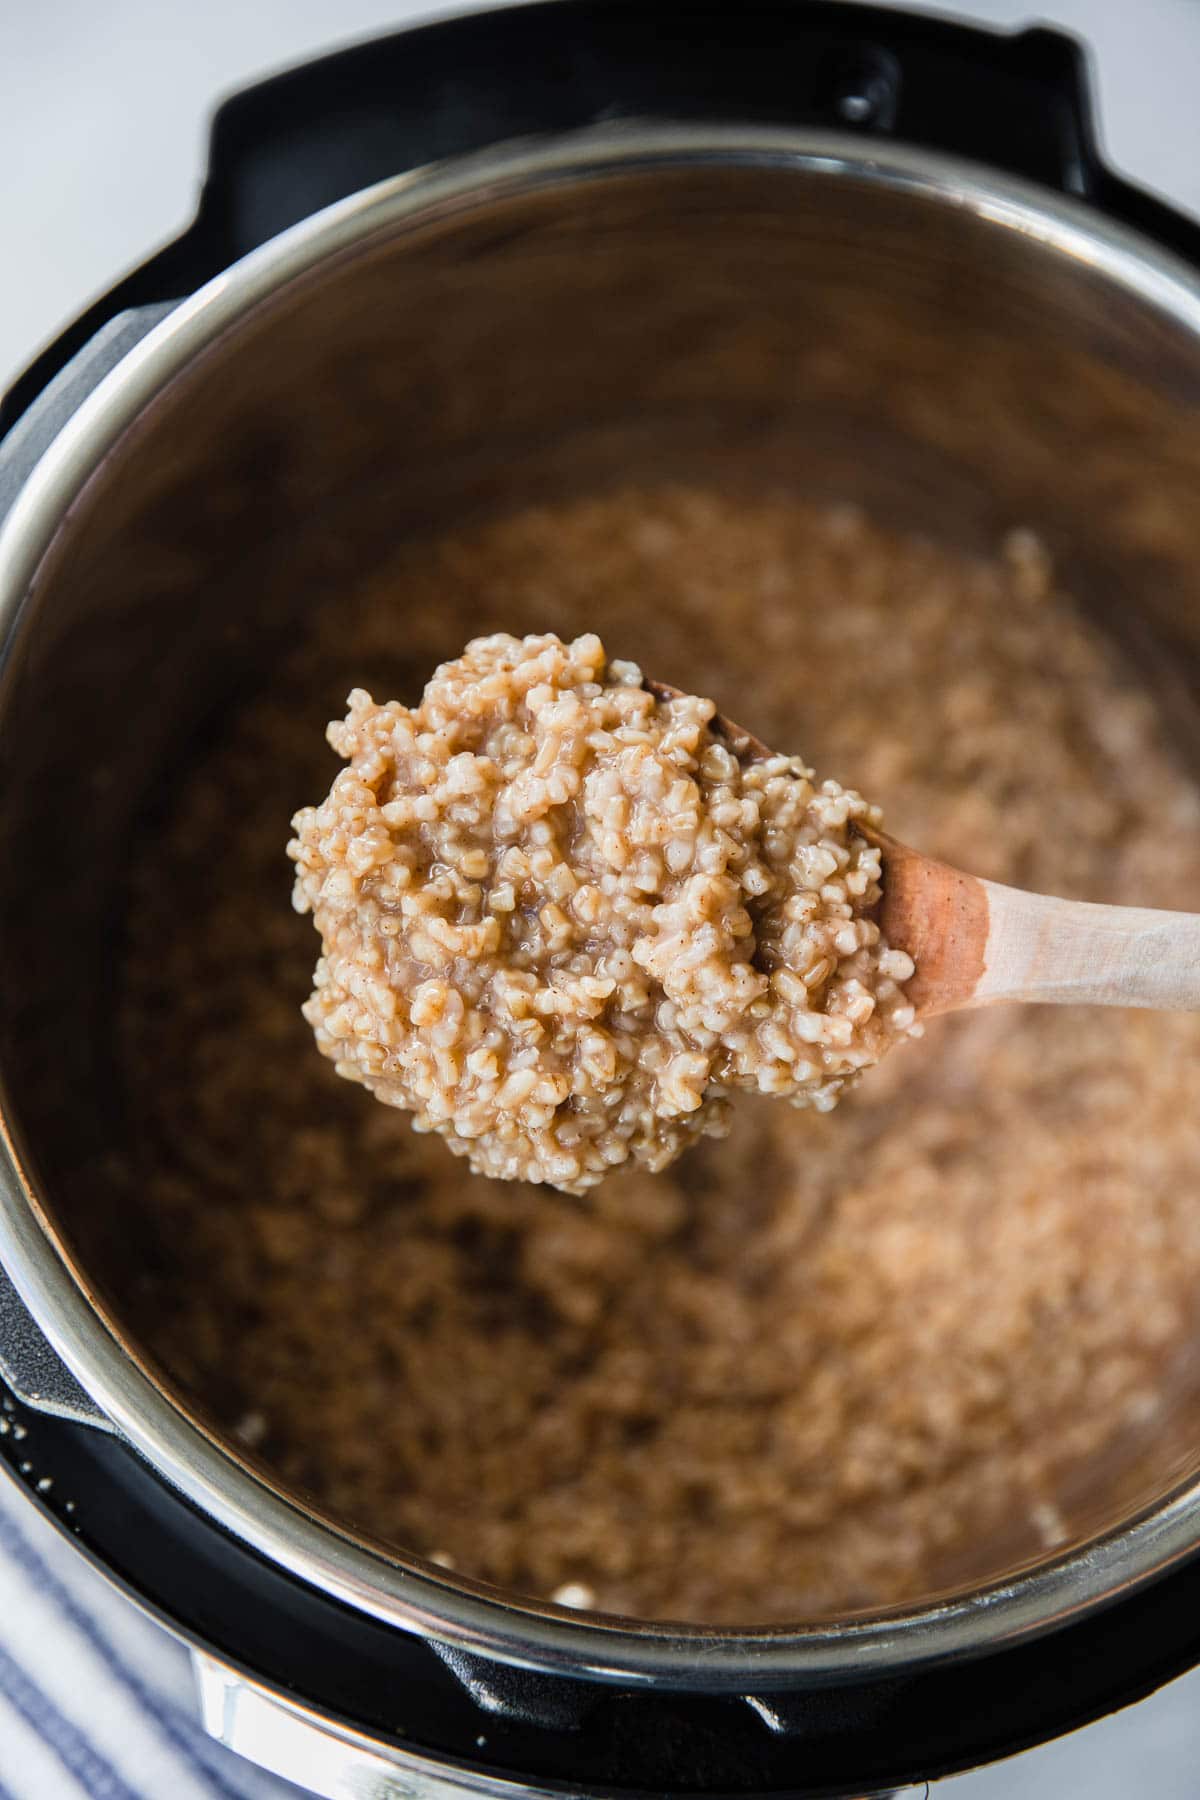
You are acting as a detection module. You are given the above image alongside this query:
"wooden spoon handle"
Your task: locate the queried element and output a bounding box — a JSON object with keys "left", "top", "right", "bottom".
{"left": 975, "top": 881, "right": 1200, "bottom": 1012}
{"left": 870, "top": 830, "right": 1200, "bottom": 1017}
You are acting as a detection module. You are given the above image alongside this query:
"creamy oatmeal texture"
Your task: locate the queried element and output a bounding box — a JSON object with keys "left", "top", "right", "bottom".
{"left": 289, "top": 633, "right": 916, "bottom": 1192}
{"left": 107, "top": 488, "right": 1200, "bottom": 1624}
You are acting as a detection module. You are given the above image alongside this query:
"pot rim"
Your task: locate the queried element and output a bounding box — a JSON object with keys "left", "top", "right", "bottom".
{"left": 3, "top": 123, "right": 1200, "bottom": 1691}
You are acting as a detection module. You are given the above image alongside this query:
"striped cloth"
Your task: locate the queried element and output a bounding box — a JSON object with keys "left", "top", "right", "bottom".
{"left": 0, "top": 1469, "right": 302, "bottom": 1800}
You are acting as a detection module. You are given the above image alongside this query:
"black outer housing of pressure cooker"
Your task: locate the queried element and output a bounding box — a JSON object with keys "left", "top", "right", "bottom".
{"left": 5, "top": 6, "right": 1200, "bottom": 1795}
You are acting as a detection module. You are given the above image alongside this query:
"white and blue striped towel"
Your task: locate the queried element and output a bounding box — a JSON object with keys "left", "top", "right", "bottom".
{"left": 0, "top": 1469, "right": 302, "bottom": 1800}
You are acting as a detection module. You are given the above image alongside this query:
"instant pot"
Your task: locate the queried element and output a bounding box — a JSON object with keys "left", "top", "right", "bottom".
{"left": 4, "top": 4, "right": 1200, "bottom": 1795}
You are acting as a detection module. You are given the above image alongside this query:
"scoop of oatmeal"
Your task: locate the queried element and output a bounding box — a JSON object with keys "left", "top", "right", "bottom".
{"left": 288, "top": 633, "right": 917, "bottom": 1191}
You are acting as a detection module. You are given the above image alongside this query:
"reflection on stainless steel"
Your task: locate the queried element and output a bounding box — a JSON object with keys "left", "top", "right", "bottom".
{"left": 1, "top": 127, "right": 1200, "bottom": 1693}
{"left": 192, "top": 1649, "right": 574, "bottom": 1800}
{"left": 190, "top": 1650, "right": 907, "bottom": 1799}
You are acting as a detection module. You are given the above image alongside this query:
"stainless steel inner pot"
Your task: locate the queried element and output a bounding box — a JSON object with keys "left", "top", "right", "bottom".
{"left": 2, "top": 126, "right": 1200, "bottom": 1691}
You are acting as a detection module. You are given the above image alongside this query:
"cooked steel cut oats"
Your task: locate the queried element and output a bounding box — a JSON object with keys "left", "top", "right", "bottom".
{"left": 107, "top": 487, "right": 1200, "bottom": 1623}
{"left": 288, "top": 633, "right": 917, "bottom": 1192}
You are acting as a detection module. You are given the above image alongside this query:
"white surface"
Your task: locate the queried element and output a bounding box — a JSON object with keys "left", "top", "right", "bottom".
{"left": 2, "top": 2, "right": 1200, "bottom": 1795}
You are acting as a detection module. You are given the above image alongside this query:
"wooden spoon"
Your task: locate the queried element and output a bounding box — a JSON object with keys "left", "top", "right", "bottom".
{"left": 644, "top": 679, "right": 1200, "bottom": 1021}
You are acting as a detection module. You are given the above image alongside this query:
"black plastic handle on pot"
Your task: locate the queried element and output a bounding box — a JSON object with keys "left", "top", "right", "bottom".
{"left": 10, "top": 0, "right": 1198, "bottom": 449}
{"left": 197, "top": 1, "right": 1101, "bottom": 241}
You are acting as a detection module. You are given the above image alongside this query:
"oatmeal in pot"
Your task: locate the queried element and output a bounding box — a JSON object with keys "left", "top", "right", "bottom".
{"left": 108, "top": 488, "right": 1200, "bottom": 1624}
{"left": 288, "top": 633, "right": 916, "bottom": 1192}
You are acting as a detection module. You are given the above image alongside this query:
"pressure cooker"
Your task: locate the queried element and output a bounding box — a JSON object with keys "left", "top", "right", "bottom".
{"left": 3, "top": 3, "right": 1200, "bottom": 1795}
